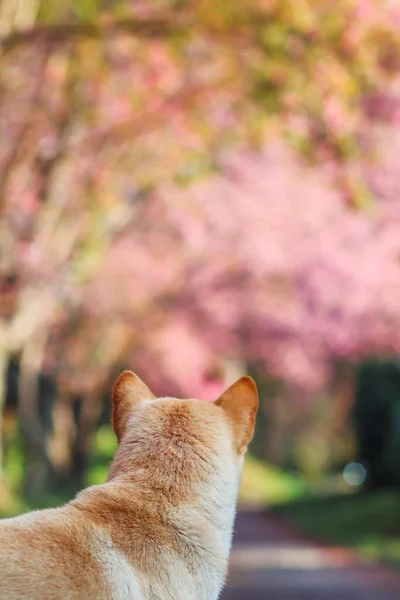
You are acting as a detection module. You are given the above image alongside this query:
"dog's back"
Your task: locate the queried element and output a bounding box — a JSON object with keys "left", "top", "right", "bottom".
{"left": 0, "top": 371, "right": 258, "bottom": 600}
{"left": 0, "top": 507, "right": 110, "bottom": 598}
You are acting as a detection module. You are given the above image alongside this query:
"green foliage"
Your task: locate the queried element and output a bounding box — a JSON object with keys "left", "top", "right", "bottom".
{"left": 37, "top": 0, "right": 109, "bottom": 23}
{"left": 86, "top": 425, "right": 117, "bottom": 486}
{"left": 71, "top": 0, "right": 105, "bottom": 22}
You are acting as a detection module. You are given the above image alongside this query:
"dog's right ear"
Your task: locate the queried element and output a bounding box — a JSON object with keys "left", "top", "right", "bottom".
{"left": 112, "top": 370, "right": 155, "bottom": 442}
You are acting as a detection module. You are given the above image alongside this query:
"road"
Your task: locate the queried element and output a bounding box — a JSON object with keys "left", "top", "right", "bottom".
{"left": 221, "top": 509, "right": 400, "bottom": 600}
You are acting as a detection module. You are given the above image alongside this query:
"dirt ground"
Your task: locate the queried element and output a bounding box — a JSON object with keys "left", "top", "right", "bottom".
{"left": 221, "top": 509, "right": 400, "bottom": 600}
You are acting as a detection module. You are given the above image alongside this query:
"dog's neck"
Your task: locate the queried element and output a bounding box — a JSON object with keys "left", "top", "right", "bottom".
{"left": 104, "top": 426, "right": 241, "bottom": 549}
{"left": 76, "top": 450, "right": 241, "bottom": 559}
{"left": 116, "top": 466, "right": 239, "bottom": 556}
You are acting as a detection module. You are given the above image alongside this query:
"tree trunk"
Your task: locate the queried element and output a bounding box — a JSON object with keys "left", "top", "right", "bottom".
{"left": 47, "top": 392, "right": 76, "bottom": 492}
{"left": 70, "top": 393, "right": 102, "bottom": 490}
{"left": 18, "top": 331, "right": 50, "bottom": 500}
{"left": 0, "top": 340, "right": 8, "bottom": 487}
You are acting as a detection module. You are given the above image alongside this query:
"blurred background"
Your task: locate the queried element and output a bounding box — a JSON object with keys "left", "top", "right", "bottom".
{"left": 2, "top": 0, "right": 400, "bottom": 595}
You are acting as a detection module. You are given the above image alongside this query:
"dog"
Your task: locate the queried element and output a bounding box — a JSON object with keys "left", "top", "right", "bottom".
{"left": 0, "top": 370, "right": 258, "bottom": 599}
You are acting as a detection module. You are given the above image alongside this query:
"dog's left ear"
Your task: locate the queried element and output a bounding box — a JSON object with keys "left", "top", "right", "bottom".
{"left": 112, "top": 370, "right": 155, "bottom": 442}
{"left": 215, "top": 376, "right": 258, "bottom": 454}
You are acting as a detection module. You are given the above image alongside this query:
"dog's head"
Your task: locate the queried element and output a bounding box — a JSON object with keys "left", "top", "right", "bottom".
{"left": 107, "top": 370, "right": 258, "bottom": 502}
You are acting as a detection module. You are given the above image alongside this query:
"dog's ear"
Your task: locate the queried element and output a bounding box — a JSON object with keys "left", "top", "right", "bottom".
{"left": 215, "top": 376, "right": 258, "bottom": 454}
{"left": 112, "top": 370, "right": 155, "bottom": 441}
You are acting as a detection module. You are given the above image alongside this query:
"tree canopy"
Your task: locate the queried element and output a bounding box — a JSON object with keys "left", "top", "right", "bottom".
{"left": 1, "top": 0, "right": 400, "bottom": 400}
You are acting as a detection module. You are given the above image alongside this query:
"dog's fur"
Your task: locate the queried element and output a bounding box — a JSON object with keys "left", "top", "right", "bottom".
{"left": 0, "top": 371, "right": 258, "bottom": 600}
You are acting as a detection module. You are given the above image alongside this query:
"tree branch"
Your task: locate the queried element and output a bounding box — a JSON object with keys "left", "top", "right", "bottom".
{"left": 0, "top": 17, "right": 188, "bottom": 51}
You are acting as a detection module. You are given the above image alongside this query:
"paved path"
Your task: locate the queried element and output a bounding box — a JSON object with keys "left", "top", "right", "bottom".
{"left": 221, "top": 509, "right": 400, "bottom": 600}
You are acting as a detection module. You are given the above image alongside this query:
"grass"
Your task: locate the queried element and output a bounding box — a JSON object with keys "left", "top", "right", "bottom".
{"left": 239, "top": 454, "right": 306, "bottom": 505}
{"left": 272, "top": 489, "right": 400, "bottom": 567}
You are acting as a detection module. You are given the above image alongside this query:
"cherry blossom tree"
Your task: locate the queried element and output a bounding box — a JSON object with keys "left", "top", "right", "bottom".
{"left": 1, "top": 0, "right": 400, "bottom": 495}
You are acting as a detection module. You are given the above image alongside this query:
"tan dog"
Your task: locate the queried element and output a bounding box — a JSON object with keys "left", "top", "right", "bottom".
{"left": 0, "top": 371, "right": 258, "bottom": 600}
